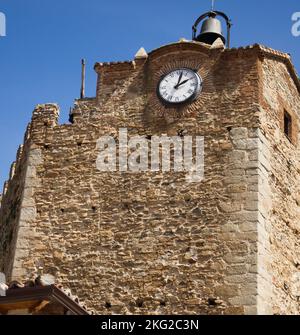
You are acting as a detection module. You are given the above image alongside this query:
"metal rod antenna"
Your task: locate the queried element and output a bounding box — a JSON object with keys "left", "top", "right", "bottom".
{"left": 80, "top": 59, "right": 86, "bottom": 99}
{"left": 211, "top": 0, "right": 215, "bottom": 11}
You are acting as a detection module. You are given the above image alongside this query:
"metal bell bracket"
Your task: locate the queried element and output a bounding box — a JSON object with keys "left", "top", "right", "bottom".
{"left": 192, "top": 11, "right": 232, "bottom": 48}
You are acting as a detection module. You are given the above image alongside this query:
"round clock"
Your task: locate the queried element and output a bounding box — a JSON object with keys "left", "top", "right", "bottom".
{"left": 157, "top": 68, "right": 203, "bottom": 105}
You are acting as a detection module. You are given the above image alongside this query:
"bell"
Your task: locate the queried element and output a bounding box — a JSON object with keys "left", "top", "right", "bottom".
{"left": 195, "top": 14, "right": 226, "bottom": 45}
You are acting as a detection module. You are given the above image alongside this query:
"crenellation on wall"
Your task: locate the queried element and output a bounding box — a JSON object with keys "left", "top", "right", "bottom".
{"left": 16, "top": 145, "right": 24, "bottom": 162}
{"left": 23, "top": 123, "right": 32, "bottom": 143}
{"left": 32, "top": 104, "right": 59, "bottom": 124}
{"left": 8, "top": 162, "right": 16, "bottom": 181}
{"left": 1, "top": 181, "right": 8, "bottom": 199}
{"left": 26, "top": 104, "right": 61, "bottom": 150}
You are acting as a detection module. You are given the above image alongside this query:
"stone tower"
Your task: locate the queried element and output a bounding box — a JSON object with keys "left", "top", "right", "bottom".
{"left": 0, "top": 28, "right": 300, "bottom": 314}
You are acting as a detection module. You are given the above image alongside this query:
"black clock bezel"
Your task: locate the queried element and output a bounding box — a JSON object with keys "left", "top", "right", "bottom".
{"left": 157, "top": 68, "right": 203, "bottom": 106}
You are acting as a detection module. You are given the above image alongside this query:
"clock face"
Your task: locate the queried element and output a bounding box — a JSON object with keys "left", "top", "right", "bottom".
{"left": 157, "top": 68, "right": 202, "bottom": 105}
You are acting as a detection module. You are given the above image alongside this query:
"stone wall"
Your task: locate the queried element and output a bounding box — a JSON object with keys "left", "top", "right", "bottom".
{"left": 258, "top": 57, "right": 300, "bottom": 314}
{"left": 0, "top": 41, "right": 299, "bottom": 314}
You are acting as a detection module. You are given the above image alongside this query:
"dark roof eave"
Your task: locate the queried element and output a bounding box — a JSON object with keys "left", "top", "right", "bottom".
{"left": 0, "top": 285, "right": 89, "bottom": 315}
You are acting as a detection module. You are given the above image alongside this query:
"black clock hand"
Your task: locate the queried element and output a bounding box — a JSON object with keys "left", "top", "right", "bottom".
{"left": 176, "top": 78, "right": 191, "bottom": 88}
{"left": 175, "top": 72, "right": 183, "bottom": 88}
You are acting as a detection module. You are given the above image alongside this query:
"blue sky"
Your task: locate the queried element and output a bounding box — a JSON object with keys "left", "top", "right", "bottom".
{"left": 0, "top": 0, "right": 299, "bottom": 189}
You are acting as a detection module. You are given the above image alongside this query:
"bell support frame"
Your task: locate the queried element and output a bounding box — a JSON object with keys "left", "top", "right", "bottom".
{"left": 192, "top": 11, "right": 232, "bottom": 48}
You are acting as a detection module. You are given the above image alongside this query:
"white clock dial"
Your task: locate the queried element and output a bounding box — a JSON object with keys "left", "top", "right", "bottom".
{"left": 158, "top": 68, "right": 202, "bottom": 104}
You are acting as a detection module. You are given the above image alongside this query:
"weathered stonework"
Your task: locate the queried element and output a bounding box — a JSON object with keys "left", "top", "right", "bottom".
{"left": 258, "top": 57, "right": 300, "bottom": 314}
{"left": 0, "top": 41, "right": 299, "bottom": 315}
